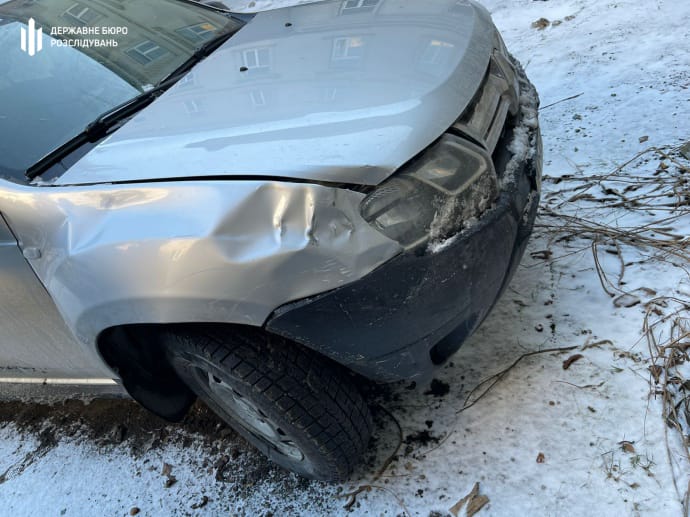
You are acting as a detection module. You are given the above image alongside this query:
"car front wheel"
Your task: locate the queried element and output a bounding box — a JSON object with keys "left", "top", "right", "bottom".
{"left": 163, "top": 327, "right": 372, "bottom": 481}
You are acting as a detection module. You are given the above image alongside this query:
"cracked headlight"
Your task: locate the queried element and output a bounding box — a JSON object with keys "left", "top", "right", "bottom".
{"left": 360, "top": 135, "right": 497, "bottom": 249}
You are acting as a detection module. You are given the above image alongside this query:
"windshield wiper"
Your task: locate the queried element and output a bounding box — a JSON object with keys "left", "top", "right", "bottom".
{"left": 25, "top": 29, "right": 237, "bottom": 181}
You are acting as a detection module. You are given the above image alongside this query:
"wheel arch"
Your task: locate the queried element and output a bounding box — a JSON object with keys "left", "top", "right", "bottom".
{"left": 96, "top": 322, "right": 274, "bottom": 422}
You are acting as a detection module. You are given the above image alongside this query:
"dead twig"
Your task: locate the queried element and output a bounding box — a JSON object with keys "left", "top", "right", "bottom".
{"left": 553, "top": 380, "right": 606, "bottom": 390}
{"left": 343, "top": 484, "right": 411, "bottom": 515}
{"left": 458, "top": 346, "right": 578, "bottom": 413}
{"left": 540, "top": 92, "right": 584, "bottom": 110}
{"left": 592, "top": 240, "right": 619, "bottom": 297}
{"left": 581, "top": 339, "right": 614, "bottom": 350}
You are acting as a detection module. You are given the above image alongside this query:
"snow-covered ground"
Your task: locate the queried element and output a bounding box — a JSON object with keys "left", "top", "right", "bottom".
{"left": 1, "top": 0, "right": 689, "bottom": 515}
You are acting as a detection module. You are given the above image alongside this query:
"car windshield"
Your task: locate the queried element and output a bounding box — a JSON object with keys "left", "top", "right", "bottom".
{"left": 0, "top": 0, "right": 242, "bottom": 182}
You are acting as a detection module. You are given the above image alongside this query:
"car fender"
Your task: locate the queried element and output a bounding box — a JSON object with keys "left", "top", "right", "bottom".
{"left": 0, "top": 180, "right": 401, "bottom": 351}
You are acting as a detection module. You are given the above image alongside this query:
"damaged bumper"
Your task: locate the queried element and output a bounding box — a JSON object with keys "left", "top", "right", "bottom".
{"left": 266, "top": 75, "right": 542, "bottom": 382}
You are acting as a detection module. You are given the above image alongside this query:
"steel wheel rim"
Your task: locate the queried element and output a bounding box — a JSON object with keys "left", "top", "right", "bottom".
{"left": 198, "top": 368, "right": 305, "bottom": 462}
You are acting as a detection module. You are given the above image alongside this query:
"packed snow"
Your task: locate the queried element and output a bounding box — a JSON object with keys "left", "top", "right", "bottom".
{"left": 1, "top": 0, "right": 689, "bottom": 515}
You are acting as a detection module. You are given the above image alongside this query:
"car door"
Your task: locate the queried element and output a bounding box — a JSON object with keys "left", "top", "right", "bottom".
{"left": 0, "top": 214, "right": 111, "bottom": 379}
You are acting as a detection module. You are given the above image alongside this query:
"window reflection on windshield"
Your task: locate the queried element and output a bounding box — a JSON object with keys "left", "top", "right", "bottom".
{"left": 0, "top": 0, "right": 241, "bottom": 181}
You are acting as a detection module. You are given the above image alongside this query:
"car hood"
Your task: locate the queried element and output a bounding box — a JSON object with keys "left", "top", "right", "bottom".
{"left": 56, "top": 0, "right": 495, "bottom": 187}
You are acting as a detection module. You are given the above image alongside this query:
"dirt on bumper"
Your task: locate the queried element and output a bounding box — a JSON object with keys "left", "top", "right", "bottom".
{"left": 266, "top": 78, "right": 543, "bottom": 382}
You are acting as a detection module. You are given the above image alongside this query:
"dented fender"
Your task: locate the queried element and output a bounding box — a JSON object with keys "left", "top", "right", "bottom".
{"left": 0, "top": 180, "right": 401, "bottom": 350}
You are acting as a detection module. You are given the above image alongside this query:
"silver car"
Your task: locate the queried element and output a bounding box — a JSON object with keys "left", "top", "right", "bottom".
{"left": 0, "top": 0, "right": 541, "bottom": 480}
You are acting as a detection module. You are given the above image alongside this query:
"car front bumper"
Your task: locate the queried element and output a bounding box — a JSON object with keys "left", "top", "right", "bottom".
{"left": 265, "top": 57, "right": 542, "bottom": 382}
{"left": 266, "top": 76, "right": 542, "bottom": 383}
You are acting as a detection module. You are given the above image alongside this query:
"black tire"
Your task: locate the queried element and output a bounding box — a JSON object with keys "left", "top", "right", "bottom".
{"left": 163, "top": 326, "right": 372, "bottom": 481}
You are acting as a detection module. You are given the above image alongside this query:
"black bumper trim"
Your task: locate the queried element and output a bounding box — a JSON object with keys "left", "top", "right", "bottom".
{"left": 265, "top": 138, "right": 541, "bottom": 382}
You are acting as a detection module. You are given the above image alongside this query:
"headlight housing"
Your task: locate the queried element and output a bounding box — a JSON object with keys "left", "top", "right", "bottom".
{"left": 360, "top": 41, "right": 521, "bottom": 251}
{"left": 360, "top": 135, "right": 497, "bottom": 249}
{"left": 453, "top": 50, "right": 519, "bottom": 154}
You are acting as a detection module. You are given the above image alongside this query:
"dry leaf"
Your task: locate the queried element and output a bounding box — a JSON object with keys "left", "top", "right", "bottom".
{"left": 450, "top": 482, "right": 478, "bottom": 516}
{"left": 450, "top": 482, "right": 489, "bottom": 517}
{"left": 161, "top": 462, "right": 177, "bottom": 488}
{"left": 531, "top": 18, "right": 550, "bottom": 30}
{"left": 562, "top": 354, "right": 584, "bottom": 370}
{"left": 649, "top": 364, "right": 662, "bottom": 384}
{"left": 530, "top": 249, "right": 553, "bottom": 260}
{"left": 619, "top": 440, "right": 636, "bottom": 454}
{"left": 639, "top": 135, "right": 649, "bottom": 143}
{"left": 467, "top": 495, "right": 489, "bottom": 517}
{"left": 191, "top": 496, "right": 209, "bottom": 509}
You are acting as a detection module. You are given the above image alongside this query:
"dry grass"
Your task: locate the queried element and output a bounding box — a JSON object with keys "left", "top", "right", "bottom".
{"left": 538, "top": 145, "right": 690, "bottom": 266}
{"left": 643, "top": 297, "right": 690, "bottom": 515}
{"left": 536, "top": 143, "right": 690, "bottom": 515}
